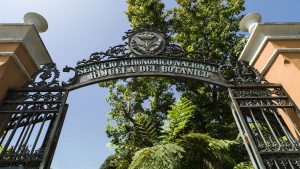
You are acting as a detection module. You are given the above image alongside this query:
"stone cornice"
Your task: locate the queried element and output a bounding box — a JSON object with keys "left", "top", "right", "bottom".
{"left": 239, "top": 23, "right": 300, "bottom": 65}
{"left": 0, "top": 24, "right": 52, "bottom": 66}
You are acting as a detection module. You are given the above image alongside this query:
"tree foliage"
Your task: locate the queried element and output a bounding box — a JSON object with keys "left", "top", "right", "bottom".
{"left": 100, "top": 155, "right": 117, "bottom": 169}
{"left": 172, "top": 0, "right": 245, "bottom": 63}
{"left": 100, "top": 0, "right": 249, "bottom": 168}
{"left": 129, "top": 143, "right": 185, "bottom": 169}
{"left": 101, "top": 78, "right": 175, "bottom": 168}
{"left": 233, "top": 162, "right": 253, "bottom": 169}
{"left": 126, "top": 0, "right": 167, "bottom": 30}
{"left": 161, "top": 97, "right": 196, "bottom": 142}
{"left": 178, "top": 133, "right": 235, "bottom": 169}
{"left": 126, "top": 97, "right": 240, "bottom": 169}
{"left": 135, "top": 114, "right": 161, "bottom": 145}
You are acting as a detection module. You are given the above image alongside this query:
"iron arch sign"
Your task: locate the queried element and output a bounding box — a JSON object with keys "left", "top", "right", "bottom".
{"left": 71, "top": 57, "right": 225, "bottom": 89}
{"left": 0, "top": 29, "right": 299, "bottom": 169}
{"left": 63, "top": 29, "right": 261, "bottom": 90}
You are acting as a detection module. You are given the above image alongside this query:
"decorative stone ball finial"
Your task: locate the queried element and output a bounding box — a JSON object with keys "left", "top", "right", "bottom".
{"left": 23, "top": 12, "right": 48, "bottom": 33}
{"left": 239, "top": 12, "right": 262, "bottom": 34}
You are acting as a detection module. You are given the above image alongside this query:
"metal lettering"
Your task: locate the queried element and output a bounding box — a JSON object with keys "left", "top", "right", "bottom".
{"left": 76, "top": 58, "right": 219, "bottom": 82}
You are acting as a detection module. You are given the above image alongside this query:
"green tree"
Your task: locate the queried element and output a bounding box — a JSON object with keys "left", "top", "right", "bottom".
{"left": 178, "top": 133, "right": 235, "bottom": 169}
{"left": 171, "top": 0, "right": 245, "bottom": 63}
{"left": 100, "top": 0, "right": 249, "bottom": 168}
{"left": 171, "top": 0, "right": 245, "bottom": 140}
{"left": 128, "top": 97, "right": 237, "bottom": 169}
{"left": 101, "top": 78, "right": 175, "bottom": 168}
{"left": 161, "top": 97, "right": 196, "bottom": 142}
{"left": 126, "top": 0, "right": 167, "bottom": 30}
{"left": 233, "top": 162, "right": 253, "bottom": 169}
{"left": 129, "top": 143, "right": 185, "bottom": 169}
{"left": 100, "top": 155, "right": 117, "bottom": 169}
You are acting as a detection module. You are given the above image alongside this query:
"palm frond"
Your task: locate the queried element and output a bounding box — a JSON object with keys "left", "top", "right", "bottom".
{"left": 178, "top": 132, "right": 236, "bottom": 169}
{"left": 233, "top": 161, "right": 253, "bottom": 169}
{"left": 129, "top": 143, "right": 185, "bottom": 169}
{"left": 162, "top": 97, "right": 196, "bottom": 142}
{"left": 134, "top": 114, "right": 161, "bottom": 145}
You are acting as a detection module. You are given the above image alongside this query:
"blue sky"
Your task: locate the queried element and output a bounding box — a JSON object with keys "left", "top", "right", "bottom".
{"left": 1, "top": 1, "right": 300, "bottom": 169}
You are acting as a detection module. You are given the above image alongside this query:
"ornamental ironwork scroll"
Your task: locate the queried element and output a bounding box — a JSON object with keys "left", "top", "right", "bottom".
{"left": 229, "top": 85, "right": 300, "bottom": 169}
{"left": 218, "top": 60, "right": 263, "bottom": 84}
{"left": 0, "top": 29, "right": 299, "bottom": 169}
{"left": 0, "top": 63, "right": 72, "bottom": 169}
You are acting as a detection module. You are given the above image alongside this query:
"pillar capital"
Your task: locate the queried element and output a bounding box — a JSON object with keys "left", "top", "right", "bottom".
{"left": 239, "top": 23, "right": 300, "bottom": 66}
{"left": 0, "top": 24, "right": 52, "bottom": 69}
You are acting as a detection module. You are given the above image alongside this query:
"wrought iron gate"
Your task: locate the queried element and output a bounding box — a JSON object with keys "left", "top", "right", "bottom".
{"left": 0, "top": 29, "right": 300, "bottom": 168}
{"left": 0, "top": 64, "right": 69, "bottom": 169}
{"left": 1, "top": 64, "right": 299, "bottom": 169}
{"left": 229, "top": 85, "right": 300, "bottom": 169}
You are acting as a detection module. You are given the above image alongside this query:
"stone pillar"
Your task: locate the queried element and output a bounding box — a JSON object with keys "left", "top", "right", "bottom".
{"left": 0, "top": 14, "right": 52, "bottom": 135}
{"left": 239, "top": 13, "right": 300, "bottom": 139}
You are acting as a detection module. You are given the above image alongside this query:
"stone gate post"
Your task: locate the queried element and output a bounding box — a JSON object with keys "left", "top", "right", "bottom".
{"left": 0, "top": 13, "right": 52, "bottom": 136}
